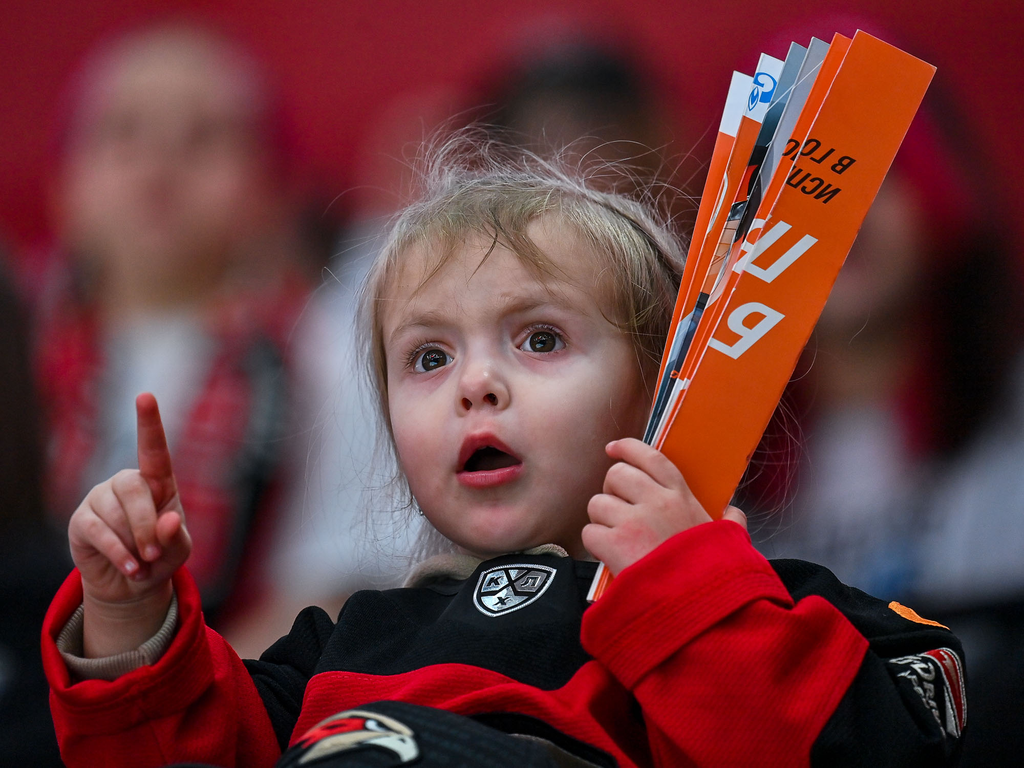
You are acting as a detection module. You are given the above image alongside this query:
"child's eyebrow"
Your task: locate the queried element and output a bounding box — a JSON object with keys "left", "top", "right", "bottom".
{"left": 387, "top": 309, "right": 454, "bottom": 346}
{"left": 496, "top": 290, "right": 586, "bottom": 317}
{"left": 387, "top": 288, "right": 589, "bottom": 347}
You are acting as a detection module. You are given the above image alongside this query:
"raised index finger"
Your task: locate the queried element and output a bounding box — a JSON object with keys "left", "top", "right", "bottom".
{"left": 136, "top": 392, "right": 178, "bottom": 509}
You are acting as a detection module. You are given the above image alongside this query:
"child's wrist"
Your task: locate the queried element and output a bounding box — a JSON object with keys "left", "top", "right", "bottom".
{"left": 82, "top": 580, "right": 174, "bottom": 658}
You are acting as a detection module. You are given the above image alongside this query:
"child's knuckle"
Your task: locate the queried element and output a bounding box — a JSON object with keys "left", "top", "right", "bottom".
{"left": 86, "top": 479, "right": 110, "bottom": 500}
{"left": 111, "top": 468, "right": 136, "bottom": 490}
{"left": 609, "top": 461, "right": 632, "bottom": 483}
{"left": 82, "top": 513, "right": 105, "bottom": 540}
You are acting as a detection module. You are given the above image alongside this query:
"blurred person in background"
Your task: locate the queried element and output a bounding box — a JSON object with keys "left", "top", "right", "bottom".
{"left": 471, "top": 26, "right": 695, "bottom": 224}
{"left": 0, "top": 251, "right": 68, "bottom": 766}
{"left": 744, "top": 78, "right": 1024, "bottom": 766}
{"left": 34, "top": 22, "right": 319, "bottom": 644}
{"left": 479, "top": 32, "right": 676, "bottom": 192}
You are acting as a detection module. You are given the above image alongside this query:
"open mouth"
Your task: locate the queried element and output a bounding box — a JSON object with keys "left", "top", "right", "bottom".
{"left": 457, "top": 437, "right": 523, "bottom": 488}
{"left": 462, "top": 446, "right": 521, "bottom": 472}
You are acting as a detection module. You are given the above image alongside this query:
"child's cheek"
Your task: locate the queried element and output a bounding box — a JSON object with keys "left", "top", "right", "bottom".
{"left": 390, "top": 396, "right": 440, "bottom": 489}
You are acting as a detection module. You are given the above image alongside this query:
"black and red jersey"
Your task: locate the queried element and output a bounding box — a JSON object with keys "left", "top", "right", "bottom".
{"left": 43, "top": 521, "right": 965, "bottom": 767}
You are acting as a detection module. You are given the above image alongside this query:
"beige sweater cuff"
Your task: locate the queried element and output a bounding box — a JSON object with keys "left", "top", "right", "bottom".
{"left": 55, "top": 594, "right": 179, "bottom": 681}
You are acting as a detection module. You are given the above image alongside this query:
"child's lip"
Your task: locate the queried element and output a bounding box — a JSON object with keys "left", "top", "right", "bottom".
{"left": 456, "top": 432, "right": 521, "bottom": 472}
{"left": 457, "top": 463, "right": 524, "bottom": 488}
{"left": 456, "top": 434, "right": 523, "bottom": 489}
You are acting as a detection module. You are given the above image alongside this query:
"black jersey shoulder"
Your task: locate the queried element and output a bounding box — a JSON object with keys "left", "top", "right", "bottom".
{"left": 770, "top": 559, "right": 966, "bottom": 767}
{"left": 769, "top": 558, "right": 960, "bottom": 652}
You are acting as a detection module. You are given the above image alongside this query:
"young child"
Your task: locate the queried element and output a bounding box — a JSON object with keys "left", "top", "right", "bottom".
{"left": 42, "top": 139, "right": 966, "bottom": 767}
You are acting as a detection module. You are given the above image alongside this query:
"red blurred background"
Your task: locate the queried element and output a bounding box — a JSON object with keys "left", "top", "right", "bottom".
{"left": 2, "top": 0, "right": 1021, "bottom": 257}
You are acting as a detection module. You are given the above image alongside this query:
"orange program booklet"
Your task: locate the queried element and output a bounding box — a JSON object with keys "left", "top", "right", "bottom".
{"left": 588, "top": 31, "right": 935, "bottom": 602}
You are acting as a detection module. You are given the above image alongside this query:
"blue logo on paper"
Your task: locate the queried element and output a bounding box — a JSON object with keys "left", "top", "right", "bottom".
{"left": 748, "top": 72, "right": 778, "bottom": 111}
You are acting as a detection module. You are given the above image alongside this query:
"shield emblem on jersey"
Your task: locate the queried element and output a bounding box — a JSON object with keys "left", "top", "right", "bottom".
{"left": 473, "top": 564, "right": 556, "bottom": 617}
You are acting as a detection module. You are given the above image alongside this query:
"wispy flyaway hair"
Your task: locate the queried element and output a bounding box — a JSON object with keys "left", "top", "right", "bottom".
{"left": 360, "top": 130, "right": 688, "bottom": 438}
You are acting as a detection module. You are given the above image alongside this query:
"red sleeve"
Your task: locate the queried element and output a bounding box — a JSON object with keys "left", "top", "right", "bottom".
{"left": 581, "top": 520, "right": 868, "bottom": 768}
{"left": 42, "top": 567, "right": 281, "bottom": 768}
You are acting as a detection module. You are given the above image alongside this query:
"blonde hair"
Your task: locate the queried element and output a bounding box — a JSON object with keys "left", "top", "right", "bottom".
{"left": 358, "top": 132, "right": 687, "bottom": 549}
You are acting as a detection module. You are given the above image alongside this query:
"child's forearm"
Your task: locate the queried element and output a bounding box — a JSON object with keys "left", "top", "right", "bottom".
{"left": 82, "top": 580, "right": 174, "bottom": 658}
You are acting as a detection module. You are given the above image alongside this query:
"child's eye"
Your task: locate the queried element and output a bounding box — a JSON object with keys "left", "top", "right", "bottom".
{"left": 520, "top": 329, "right": 565, "bottom": 354}
{"left": 412, "top": 347, "right": 452, "bottom": 372}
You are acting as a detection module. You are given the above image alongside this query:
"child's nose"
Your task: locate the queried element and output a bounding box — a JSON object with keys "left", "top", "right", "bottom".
{"left": 457, "top": 363, "right": 510, "bottom": 412}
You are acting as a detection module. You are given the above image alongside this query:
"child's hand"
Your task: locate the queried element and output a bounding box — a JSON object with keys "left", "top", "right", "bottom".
{"left": 68, "top": 394, "right": 191, "bottom": 639}
{"left": 583, "top": 437, "right": 746, "bottom": 575}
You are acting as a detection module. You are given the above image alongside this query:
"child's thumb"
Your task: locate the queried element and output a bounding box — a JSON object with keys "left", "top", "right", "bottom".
{"left": 721, "top": 505, "right": 748, "bottom": 530}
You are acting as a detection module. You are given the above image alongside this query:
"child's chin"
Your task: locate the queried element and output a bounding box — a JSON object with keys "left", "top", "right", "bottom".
{"left": 454, "top": 531, "right": 539, "bottom": 560}
{"left": 456, "top": 540, "right": 527, "bottom": 560}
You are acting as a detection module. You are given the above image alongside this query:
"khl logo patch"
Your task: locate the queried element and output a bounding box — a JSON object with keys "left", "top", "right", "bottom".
{"left": 473, "top": 564, "right": 555, "bottom": 617}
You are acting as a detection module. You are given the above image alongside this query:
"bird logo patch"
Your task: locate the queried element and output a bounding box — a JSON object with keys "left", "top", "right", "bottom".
{"left": 294, "top": 709, "right": 419, "bottom": 765}
{"left": 473, "top": 564, "right": 555, "bottom": 617}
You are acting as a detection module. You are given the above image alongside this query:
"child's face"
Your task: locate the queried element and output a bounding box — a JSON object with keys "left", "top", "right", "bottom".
{"left": 382, "top": 219, "right": 650, "bottom": 559}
